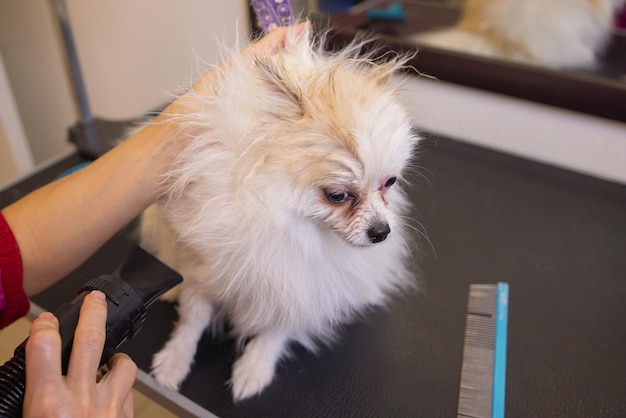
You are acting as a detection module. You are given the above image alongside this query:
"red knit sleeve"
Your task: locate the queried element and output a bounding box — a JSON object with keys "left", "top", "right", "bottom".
{"left": 0, "top": 211, "right": 30, "bottom": 328}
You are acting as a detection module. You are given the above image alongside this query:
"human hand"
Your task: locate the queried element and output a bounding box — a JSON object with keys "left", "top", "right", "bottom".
{"left": 23, "top": 291, "right": 137, "bottom": 418}
{"left": 241, "top": 20, "right": 311, "bottom": 60}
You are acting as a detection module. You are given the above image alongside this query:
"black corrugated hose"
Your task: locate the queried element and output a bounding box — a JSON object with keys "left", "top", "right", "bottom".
{"left": 0, "top": 341, "right": 27, "bottom": 417}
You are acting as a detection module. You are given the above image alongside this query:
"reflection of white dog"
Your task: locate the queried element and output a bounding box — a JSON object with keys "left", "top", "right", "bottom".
{"left": 414, "top": 0, "right": 626, "bottom": 68}
{"left": 142, "top": 27, "right": 418, "bottom": 401}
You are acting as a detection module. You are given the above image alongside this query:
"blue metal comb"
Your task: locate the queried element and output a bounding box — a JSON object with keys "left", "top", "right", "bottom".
{"left": 458, "top": 283, "right": 509, "bottom": 418}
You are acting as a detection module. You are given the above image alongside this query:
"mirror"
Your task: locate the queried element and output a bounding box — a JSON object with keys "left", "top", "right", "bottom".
{"left": 317, "top": 0, "right": 626, "bottom": 122}
{"left": 406, "top": 0, "right": 626, "bottom": 80}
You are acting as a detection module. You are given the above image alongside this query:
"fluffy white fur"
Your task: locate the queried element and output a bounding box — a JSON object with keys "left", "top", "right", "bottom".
{"left": 414, "top": 0, "right": 626, "bottom": 68}
{"left": 141, "top": 26, "right": 419, "bottom": 401}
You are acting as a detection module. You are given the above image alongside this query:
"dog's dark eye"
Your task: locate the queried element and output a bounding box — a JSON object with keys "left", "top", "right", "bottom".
{"left": 384, "top": 177, "right": 397, "bottom": 188}
{"left": 324, "top": 189, "right": 350, "bottom": 204}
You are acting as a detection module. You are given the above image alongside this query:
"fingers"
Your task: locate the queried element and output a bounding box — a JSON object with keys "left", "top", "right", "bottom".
{"left": 122, "top": 389, "right": 135, "bottom": 418}
{"left": 24, "top": 312, "right": 63, "bottom": 416}
{"left": 101, "top": 352, "right": 138, "bottom": 396}
{"left": 66, "top": 291, "right": 108, "bottom": 385}
{"left": 25, "top": 312, "right": 62, "bottom": 385}
{"left": 243, "top": 21, "right": 311, "bottom": 59}
{"left": 24, "top": 291, "right": 138, "bottom": 417}
{"left": 99, "top": 353, "right": 137, "bottom": 416}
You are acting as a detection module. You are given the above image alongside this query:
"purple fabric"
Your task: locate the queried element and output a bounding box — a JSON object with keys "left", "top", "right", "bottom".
{"left": 250, "top": 0, "right": 295, "bottom": 33}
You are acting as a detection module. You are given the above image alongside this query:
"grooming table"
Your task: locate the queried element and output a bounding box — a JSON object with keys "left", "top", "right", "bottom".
{"left": 2, "top": 132, "right": 625, "bottom": 417}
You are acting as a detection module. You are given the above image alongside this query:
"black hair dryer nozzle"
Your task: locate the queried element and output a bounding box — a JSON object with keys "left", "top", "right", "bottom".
{"left": 0, "top": 245, "right": 182, "bottom": 417}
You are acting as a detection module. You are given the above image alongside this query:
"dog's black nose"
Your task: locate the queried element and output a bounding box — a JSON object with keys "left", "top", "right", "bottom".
{"left": 367, "top": 222, "right": 390, "bottom": 243}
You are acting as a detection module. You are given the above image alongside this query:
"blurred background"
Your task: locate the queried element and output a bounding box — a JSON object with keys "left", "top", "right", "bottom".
{"left": 0, "top": 0, "right": 254, "bottom": 184}
{"left": 1, "top": 0, "right": 624, "bottom": 184}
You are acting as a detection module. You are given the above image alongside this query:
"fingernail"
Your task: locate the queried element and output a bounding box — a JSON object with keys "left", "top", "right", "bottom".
{"left": 33, "top": 311, "right": 58, "bottom": 328}
{"left": 89, "top": 290, "right": 106, "bottom": 302}
{"left": 37, "top": 312, "right": 55, "bottom": 321}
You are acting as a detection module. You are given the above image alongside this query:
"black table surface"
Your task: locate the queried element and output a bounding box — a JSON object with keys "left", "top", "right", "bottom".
{"left": 2, "top": 135, "right": 625, "bottom": 417}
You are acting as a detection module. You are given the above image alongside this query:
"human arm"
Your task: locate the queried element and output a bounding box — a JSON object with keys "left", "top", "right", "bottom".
{"left": 0, "top": 23, "right": 308, "bottom": 297}
{"left": 1, "top": 118, "right": 177, "bottom": 296}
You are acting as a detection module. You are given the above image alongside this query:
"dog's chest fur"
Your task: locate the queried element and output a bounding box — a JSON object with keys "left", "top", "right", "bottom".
{"left": 146, "top": 192, "right": 411, "bottom": 340}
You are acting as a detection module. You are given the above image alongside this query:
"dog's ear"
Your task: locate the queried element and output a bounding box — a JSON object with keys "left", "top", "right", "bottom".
{"left": 251, "top": 25, "right": 311, "bottom": 114}
{"left": 254, "top": 58, "right": 304, "bottom": 114}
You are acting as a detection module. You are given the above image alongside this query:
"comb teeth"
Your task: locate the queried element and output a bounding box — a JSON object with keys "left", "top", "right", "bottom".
{"left": 467, "top": 285, "right": 497, "bottom": 316}
{"left": 457, "top": 284, "right": 507, "bottom": 418}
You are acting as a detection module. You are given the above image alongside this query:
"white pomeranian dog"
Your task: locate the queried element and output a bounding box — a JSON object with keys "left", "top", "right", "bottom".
{"left": 414, "top": 0, "right": 626, "bottom": 68}
{"left": 141, "top": 25, "right": 419, "bottom": 401}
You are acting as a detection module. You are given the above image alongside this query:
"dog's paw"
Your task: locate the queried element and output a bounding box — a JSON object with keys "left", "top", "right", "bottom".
{"left": 230, "top": 352, "right": 276, "bottom": 401}
{"left": 151, "top": 346, "right": 192, "bottom": 390}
